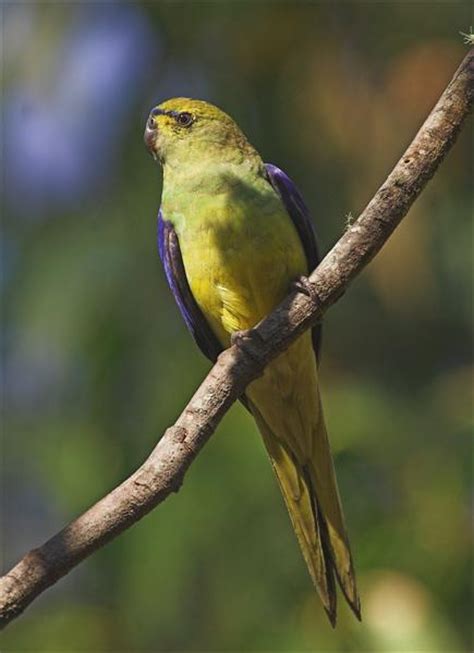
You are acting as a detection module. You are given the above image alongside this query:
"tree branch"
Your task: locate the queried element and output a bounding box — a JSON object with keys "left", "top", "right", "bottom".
{"left": 1, "top": 49, "right": 472, "bottom": 630}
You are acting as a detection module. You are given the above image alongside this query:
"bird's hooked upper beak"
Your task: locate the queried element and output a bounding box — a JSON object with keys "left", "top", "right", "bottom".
{"left": 144, "top": 108, "right": 161, "bottom": 161}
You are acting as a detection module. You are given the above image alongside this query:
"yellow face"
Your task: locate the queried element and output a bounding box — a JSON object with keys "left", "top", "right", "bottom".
{"left": 144, "top": 97, "right": 249, "bottom": 165}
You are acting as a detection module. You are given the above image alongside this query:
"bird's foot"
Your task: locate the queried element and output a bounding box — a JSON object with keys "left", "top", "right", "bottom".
{"left": 291, "top": 275, "right": 320, "bottom": 304}
{"left": 230, "top": 328, "right": 262, "bottom": 363}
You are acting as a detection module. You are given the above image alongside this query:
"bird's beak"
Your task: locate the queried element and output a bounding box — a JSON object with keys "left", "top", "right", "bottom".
{"left": 144, "top": 117, "right": 159, "bottom": 161}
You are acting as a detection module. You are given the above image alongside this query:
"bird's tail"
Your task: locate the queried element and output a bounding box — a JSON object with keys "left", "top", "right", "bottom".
{"left": 249, "top": 400, "right": 361, "bottom": 626}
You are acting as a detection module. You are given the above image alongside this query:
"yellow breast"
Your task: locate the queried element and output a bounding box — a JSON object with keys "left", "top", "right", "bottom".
{"left": 177, "top": 203, "right": 307, "bottom": 347}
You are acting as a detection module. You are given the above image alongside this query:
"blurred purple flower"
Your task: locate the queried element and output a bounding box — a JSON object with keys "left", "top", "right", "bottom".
{"left": 4, "top": 5, "right": 159, "bottom": 217}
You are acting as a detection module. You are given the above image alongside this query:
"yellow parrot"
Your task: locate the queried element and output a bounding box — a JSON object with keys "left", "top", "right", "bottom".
{"left": 145, "top": 98, "right": 360, "bottom": 625}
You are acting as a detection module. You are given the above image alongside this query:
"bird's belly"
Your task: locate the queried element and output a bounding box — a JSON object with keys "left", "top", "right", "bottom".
{"left": 185, "top": 226, "right": 320, "bottom": 460}
{"left": 177, "top": 208, "right": 320, "bottom": 463}
{"left": 179, "top": 215, "right": 307, "bottom": 347}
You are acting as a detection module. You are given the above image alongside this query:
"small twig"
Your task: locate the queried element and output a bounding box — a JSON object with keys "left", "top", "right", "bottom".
{"left": 1, "top": 48, "right": 472, "bottom": 630}
{"left": 460, "top": 28, "right": 474, "bottom": 46}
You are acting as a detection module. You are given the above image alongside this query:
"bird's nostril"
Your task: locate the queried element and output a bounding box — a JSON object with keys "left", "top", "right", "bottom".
{"left": 147, "top": 116, "right": 156, "bottom": 130}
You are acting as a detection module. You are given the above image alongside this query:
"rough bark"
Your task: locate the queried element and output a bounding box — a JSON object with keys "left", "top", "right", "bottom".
{"left": 1, "top": 48, "right": 472, "bottom": 629}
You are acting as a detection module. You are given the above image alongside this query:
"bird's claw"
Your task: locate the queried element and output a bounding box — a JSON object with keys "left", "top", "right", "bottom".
{"left": 231, "top": 328, "right": 252, "bottom": 347}
{"left": 230, "top": 328, "right": 261, "bottom": 363}
{"left": 292, "top": 275, "right": 320, "bottom": 304}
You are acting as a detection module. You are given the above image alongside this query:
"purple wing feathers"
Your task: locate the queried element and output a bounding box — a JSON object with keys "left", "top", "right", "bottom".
{"left": 265, "top": 163, "right": 322, "bottom": 357}
{"left": 158, "top": 210, "right": 222, "bottom": 362}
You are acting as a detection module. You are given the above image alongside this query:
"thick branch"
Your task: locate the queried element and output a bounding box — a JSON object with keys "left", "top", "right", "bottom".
{"left": 1, "top": 49, "right": 472, "bottom": 629}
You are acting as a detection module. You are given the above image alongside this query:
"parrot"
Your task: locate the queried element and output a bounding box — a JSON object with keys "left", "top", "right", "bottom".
{"left": 144, "top": 98, "right": 360, "bottom": 626}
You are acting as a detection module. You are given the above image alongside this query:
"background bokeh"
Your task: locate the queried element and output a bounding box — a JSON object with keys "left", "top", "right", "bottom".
{"left": 2, "top": 2, "right": 472, "bottom": 651}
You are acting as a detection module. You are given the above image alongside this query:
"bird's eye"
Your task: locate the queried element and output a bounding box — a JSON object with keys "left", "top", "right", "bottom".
{"left": 175, "top": 112, "right": 194, "bottom": 127}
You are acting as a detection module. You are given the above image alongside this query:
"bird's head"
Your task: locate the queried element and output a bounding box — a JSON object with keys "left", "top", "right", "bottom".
{"left": 144, "top": 98, "right": 257, "bottom": 168}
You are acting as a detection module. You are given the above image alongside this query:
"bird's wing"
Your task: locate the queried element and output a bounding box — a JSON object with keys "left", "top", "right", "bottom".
{"left": 265, "top": 163, "right": 322, "bottom": 358}
{"left": 158, "top": 209, "right": 223, "bottom": 362}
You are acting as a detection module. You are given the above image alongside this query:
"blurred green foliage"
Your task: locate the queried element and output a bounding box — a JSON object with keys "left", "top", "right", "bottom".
{"left": 2, "top": 2, "right": 472, "bottom": 651}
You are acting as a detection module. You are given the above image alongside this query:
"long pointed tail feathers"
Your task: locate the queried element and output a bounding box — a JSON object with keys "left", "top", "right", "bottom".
{"left": 249, "top": 401, "right": 361, "bottom": 627}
